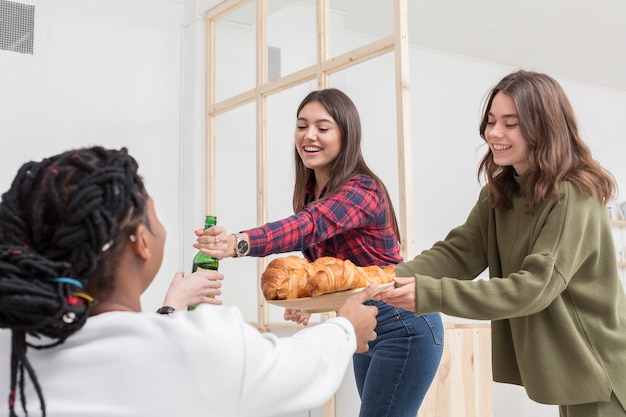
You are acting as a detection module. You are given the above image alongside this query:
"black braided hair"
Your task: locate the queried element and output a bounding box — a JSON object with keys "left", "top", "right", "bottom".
{"left": 0, "top": 146, "right": 148, "bottom": 416}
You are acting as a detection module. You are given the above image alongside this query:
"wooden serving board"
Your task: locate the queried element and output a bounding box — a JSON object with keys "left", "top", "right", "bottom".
{"left": 264, "top": 282, "right": 394, "bottom": 313}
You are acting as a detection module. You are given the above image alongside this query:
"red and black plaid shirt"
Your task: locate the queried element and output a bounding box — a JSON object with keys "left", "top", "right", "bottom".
{"left": 244, "top": 174, "right": 402, "bottom": 267}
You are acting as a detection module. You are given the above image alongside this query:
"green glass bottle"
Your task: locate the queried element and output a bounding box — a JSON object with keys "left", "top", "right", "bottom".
{"left": 188, "top": 215, "right": 219, "bottom": 310}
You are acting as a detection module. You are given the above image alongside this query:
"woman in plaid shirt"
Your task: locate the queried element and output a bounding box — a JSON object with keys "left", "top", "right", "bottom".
{"left": 196, "top": 88, "right": 443, "bottom": 417}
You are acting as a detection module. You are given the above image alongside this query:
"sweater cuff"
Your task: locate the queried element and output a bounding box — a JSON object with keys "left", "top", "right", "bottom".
{"left": 413, "top": 274, "right": 443, "bottom": 315}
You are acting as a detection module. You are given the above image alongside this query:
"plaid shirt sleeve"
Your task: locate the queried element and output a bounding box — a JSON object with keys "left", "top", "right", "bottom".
{"left": 244, "top": 175, "right": 387, "bottom": 258}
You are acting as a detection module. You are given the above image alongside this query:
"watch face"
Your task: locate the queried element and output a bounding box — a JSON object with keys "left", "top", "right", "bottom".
{"left": 237, "top": 240, "right": 249, "bottom": 254}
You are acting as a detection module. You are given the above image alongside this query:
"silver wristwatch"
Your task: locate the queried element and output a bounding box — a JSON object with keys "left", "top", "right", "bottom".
{"left": 233, "top": 233, "right": 250, "bottom": 257}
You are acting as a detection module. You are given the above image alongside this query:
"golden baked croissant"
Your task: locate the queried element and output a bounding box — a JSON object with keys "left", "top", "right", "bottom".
{"left": 306, "top": 257, "right": 396, "bottom": 297}
{"left": 261, "top": 256, "right": 395, "bottom": 299}
{"left": 261, "top": 256, "right": 313, "bottom": 300}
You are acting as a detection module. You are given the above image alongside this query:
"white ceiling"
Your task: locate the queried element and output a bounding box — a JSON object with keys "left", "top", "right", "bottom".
{"left": 334, "top": 0, "right": 626, "bottom": 91}
{"left": 219, "top": 0, "right": 626, "bottom": 91}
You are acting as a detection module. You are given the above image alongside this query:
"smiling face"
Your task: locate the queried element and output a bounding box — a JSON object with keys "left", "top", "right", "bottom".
{"left": 484, "top": 92, "right": 530, "bottom": 175}
{"left": 294, "top": 100, "right": 342, "bottom": 185}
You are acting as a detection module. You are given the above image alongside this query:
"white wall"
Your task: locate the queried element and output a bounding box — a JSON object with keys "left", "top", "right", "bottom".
{"left": 2, "top": 1, "right": 625, "bottom": 416}
{"left": 0, "top": 0, "right": 186, "bottom": 308}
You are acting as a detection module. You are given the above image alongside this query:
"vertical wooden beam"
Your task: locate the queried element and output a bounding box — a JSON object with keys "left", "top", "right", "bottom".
{"left": 318, "top": 2, "right": 335, "bottom": 415}
{"left": 393, "top": 0, "right": 415, "bottom": 259}
{"left": 317, "top": 0, "right": 330, "bottom": 89}
{"left": 256, "top": 0, "right": 270, "bottom": 329}
{"left": 205, "top": 11, "right": 216, "bottom": 215}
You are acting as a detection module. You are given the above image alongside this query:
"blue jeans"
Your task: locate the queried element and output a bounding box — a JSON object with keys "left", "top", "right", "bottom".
{"left": 353, "top": 301, "right": 444, "bottom": 417}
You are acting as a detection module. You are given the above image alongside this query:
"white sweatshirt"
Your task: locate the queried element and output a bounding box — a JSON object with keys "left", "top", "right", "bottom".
{"left": 0, "top": 304, "right": 356, "bottom": 417}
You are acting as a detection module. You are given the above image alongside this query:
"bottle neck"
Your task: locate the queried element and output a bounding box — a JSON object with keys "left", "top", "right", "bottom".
{"left": 204, "top": 215, "right": 217, "bottom": 229}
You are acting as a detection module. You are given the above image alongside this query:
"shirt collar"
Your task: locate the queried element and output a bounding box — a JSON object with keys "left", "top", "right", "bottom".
{"left": 305, "top": 172, "right": 329, "bottom": 203}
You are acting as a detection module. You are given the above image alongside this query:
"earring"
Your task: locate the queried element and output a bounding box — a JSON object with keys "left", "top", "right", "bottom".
{"left": 129, "top": 234, "right": 137, "bottom": 243}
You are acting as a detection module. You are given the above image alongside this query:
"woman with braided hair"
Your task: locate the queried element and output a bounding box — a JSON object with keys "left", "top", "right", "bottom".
{"left": 0, "top": 146, "right": 379, "bottom": 417}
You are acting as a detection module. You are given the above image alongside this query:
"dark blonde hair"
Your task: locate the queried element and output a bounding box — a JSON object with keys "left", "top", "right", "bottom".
{"left": 292, "top": 88, "right": 400, "bottom": 241}
{"left": 478, "top": 70, "right": 617, "bottom": 213}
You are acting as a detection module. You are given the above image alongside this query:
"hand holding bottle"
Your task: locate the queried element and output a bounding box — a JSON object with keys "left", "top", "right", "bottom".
{"left": 192, "top": 216, "right": 222, "bottom": 268}
{"left": 188, "top": 216, "right": 221, "bottom": 310}
{"left": 193, "top": 225, "right": 238, "bottom": 260}
{"left": 162, "top": 270, "right": 224, "bottom": 311}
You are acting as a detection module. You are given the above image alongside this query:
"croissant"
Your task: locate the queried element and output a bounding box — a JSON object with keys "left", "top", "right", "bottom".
{"left": 261, "top": 256, "right": 395, "bottom": 300}
{"left": 261, "top": 256, "right": 313, "bottom": 300}
{"left": 306, "top": 257, "right": 396, "bottom": 297}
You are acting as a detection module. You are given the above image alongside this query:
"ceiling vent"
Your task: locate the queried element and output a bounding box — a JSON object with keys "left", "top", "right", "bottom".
{"left": 0, "top": 0, "right": 35, "bottom": 54}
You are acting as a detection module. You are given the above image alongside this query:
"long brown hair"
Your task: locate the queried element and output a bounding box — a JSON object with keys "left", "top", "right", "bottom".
{"left": 292, "top": 88, "right": 400, "bottom": 241}
{"left": 478, "top": 70, "right": 617, "bottom": 213}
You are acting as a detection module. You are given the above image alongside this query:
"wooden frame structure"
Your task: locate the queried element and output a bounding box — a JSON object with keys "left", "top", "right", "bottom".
{"left": 203, "top": 2, "right": 495, "bottom": 416}
{"left": 204, "top": 0, "right": 413, "bottom": 329}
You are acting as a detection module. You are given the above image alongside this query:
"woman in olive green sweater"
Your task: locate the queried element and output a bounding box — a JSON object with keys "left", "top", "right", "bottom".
{"left": 377, "top": 70, "right": 626, "bottom": 417}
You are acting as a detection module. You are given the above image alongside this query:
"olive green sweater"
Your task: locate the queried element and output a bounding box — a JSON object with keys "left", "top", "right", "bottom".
{"left": 395, "top": 179, "right": 626, "bottom": 406}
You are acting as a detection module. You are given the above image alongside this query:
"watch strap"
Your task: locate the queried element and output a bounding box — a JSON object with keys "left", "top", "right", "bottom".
{"left": 156, "top": 306, "right": 175, "bottom": 315}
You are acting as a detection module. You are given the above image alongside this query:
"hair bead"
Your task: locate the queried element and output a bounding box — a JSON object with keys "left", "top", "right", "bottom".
{"left": 46, "top": 277, "right": 84, "bottom": 288}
